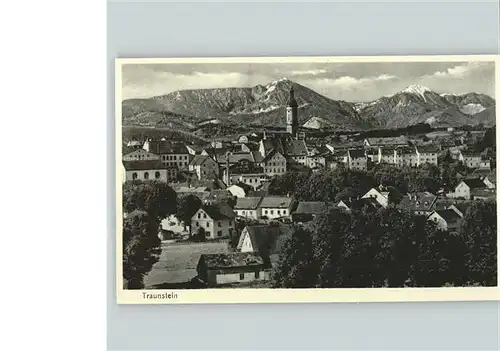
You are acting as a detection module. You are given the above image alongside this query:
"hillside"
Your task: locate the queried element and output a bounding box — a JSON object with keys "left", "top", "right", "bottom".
{"left": 123, "top": 81, "right": 496, "bottom": 131}
{"left": 354, "top": 85, "right": 495, "bottom": 128}
{"left": 123, "top": 78, "right": 368, "bottom": 131}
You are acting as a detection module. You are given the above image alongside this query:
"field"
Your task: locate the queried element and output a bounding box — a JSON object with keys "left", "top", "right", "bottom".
{"left": 144, "top": 241, "right": 229, "bottom": 288}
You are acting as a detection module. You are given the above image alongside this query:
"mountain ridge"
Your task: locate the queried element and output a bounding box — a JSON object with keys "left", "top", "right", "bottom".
{"left": 122, "top": 80, "right": 495, "bottom": 130}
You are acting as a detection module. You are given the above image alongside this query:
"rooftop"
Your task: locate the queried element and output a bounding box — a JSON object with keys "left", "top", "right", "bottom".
{"left": 259, "top": 196, "right": 294, "bottom": 209}
{"left": 234, "top": 197, "right": 263, "bottom": 210}
{"left": 123, "top": 160, "right": 168, "bottom": 171}
{"left": 200, "top": 252, "right": 266, "bottom": 269}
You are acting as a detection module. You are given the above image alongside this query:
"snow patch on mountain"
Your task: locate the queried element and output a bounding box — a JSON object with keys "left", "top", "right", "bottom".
{"left": 459, "top": 103, "right": 486, "bottom": 115}
{"left": 401, "top": 85, "right": 432, "bottom": 100}
{"left": 425, "top": 116, "right": 438, "bottom": 125}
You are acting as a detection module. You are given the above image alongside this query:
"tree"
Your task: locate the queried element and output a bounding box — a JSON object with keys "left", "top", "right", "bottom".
{"left": 193, "top": 227, "right": 207, "bottom": 242}
{"left": 460, "top": 200, "right": 497, "bottom": 286}
{"left": 271, "top": 225, "right": 317, "bottom": 288}
{"left": 122, "top": 180, "right": 178, "bottom": 289}
{"left": 176, "top": 194, "right": 202, "bottom": 237}
{"left": 123, "top": 180, "right": 177, "bottom": 222}
{"left": 123, "top": 211, "right": 162, "bottom": 289}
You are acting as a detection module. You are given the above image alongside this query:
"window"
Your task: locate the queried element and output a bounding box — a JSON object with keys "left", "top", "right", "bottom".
{"left": 229, "top": 220, "right": 232, "bottom": 226}
{"left": 205, "top": 231, "right": 210, "bottom": 237}
{"left": 144, "top": 172, "right": 149, "bottom": 180}
{"left": 255, "top": 271, "right": 260, "bottom": 279}
{"left": 173, "top": 156, "right": 177, "bottom": 160}
{"left": 277, "top": 210, "right": 281, "bottom": 215}
{"left": 239, "top": 273, "right": 245, "bottom": 280}
{"left": 206, "top": 222, "right": 210, "bottom": 228}
{"left": 196, "top": 221, "right": 199, "bottom": 226}
{"left": 264, "top": 210, "right": 268, "bottom": 214}
{"left": 203, "top": 213, "right": 207, "bottom": 219}
{"left": 155, "top": 171, "right": 161, "bottom": 179}
{"left": 218, "top": 222, "right": 222, "bottom": 227}
{"left": 270, "top": 210, "right": 274, "bottom": 215}
{"left": 217, "top": 230, "right": 222, "bottom": 237}
{"left": 132, "top": 172, "right": 138, "bottom": 180}
{"left": 198, "top": 213, "right": 201, "bottom": 219}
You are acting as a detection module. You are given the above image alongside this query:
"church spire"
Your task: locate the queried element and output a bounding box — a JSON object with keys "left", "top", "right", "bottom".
{"left": 287, "top": 86, "right": 298, "bottom": 107}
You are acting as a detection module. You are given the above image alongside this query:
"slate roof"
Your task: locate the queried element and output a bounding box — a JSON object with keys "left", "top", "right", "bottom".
{"left": 366, "top": 136, "right": 408, "bottom": 146}
{"left": 417, "top": 145, "right": 439, "bottom": 153}
{"left": 123, "top": 160, "right": 168, "bottom": 171}
{"left": 397, "top": 192, "right": 437, "bottom": 212}
{"left": 236, "top": 224, "right": 290, "bottom": 255}
{"left": 199, "top": 252, "right": 266, "bottom": 269}
{"left": 283, "top": 139, "right": 308, "bottom": 156}
{"left": 461, "top": 178, "right": 487, "bottom": 189}
{"left": 259, "top": 196, "right": 294, "bottom": 209}
{"left": 261, "top": 139, "right": 284, "bottom": 155}
{"left": 294, "top": 201, "right": 327, "bottom": 215}
{"left": 234, "top": 197, "right": 263, "bottom": 210}
{"left": 147, "top": 140, "right": 189, "bottom": 154}
{"left": 216, "top": 152, "right": 255, "bottom": 164}
{"left": 380, "top": 148, "right": 395, "bottom": 156}
{"left": 201, "top": 203, "right": 236, "bottom": 220}
{"left": 339, "top": 197, "right": 382, "bottom": 211}
{"left": 433, "top": 209, "right": 462, "bottom": 224}
{"left": 348, "top": 149, "right": 365, "bottom": 158}
{"left": 189, "top": 155, "right": 213, "bottom": 166}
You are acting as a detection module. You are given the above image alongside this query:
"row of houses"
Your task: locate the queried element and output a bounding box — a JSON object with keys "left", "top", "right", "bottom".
{"left": 194, "top": 193, "right": 477, "bottom": 286}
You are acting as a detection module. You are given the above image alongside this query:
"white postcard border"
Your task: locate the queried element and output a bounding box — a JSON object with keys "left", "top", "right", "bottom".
{"left": 115, "top": 55, "right": 500, "bottom": 304}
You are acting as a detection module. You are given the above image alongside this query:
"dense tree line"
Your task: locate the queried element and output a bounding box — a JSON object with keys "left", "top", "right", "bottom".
{"left": 272, "top": 201, "right": 497, "bottom": 288}
{"left": 268, "top": 160, "right": 472, "bottom": 203}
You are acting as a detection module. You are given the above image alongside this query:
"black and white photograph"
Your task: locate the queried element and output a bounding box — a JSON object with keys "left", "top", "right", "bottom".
{"left": 116, "top": 56, "right": 499, "bottom": 303}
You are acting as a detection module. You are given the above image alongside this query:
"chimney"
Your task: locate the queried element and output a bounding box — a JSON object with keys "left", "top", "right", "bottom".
{"left": 225, "top": 151, "right": 231, "bottom": 186}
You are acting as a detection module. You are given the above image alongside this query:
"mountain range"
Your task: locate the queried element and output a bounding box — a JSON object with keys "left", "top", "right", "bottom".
{"left": 122, "top": 78, "right": 496, "bottom": 131}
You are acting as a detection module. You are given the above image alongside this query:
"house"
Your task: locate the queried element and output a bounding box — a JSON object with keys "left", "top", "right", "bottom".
{"left": 143, "top": 140, "right": 191, "bottom": 170}
{"left": 291, "top": 201, "right": 328, "bottom": 223}
{"left": 189, "top": 155, "right": 219, "bottom": 180}
{"left": 459, "top": 152, "right": 482, "bottom": 168}
{"left": 397, "top": 192, "right": 438, "bottom": 215}
{"left": 337, "top": 197, "right": 382, "bottom": 212}
{"left": 364, "top": 136, "right": 409, "bottom": 148}
{"left": 470, "top": 189, "right": 496, "bottom": 201}
{"left": 123, "top": 148, "right": 160, "bottom": 162}
{"left": 123, "top": 160, "right": 169, "bottom": 181}
{"left": 361, "top": 187, "right": 396, "bottom": 208}
{"left": 415, "top": 145, "right": 439, "bottom": 166}
{"left": 377, "top": 147, "right": 395, "bottom": 164}
{"left": 257, "top": 149, "right": 287, "bottom": 177}
{"left": 346, "top": 149, "right": 367, "bottom": 171}
{"left": 453, "top": 178, "right": 487, "bottom": 200}
{"left": 223, "top": 159, "right": 267, "bottom": 190}
{"left": 234, "top": 197, "right": 263, "bottom": 220}
{"left": 236, "top": 224, "right": 290, "bottom": 263}
{"left": 283, "top": 139, "right": 309, "bottom": 166}
{"left": 160, "top": 214, "right": 189, "bottom": 236}
{"left": 258, "top": 196, "right": 295, "bottom": 220}
{"left": 191, "top": 203, "right": 236, "bottom": 240}
{"left": 395, "top": 146, "right": 418, "bottom": 167}
{"left": 196, "top": 252, "right": 271, "bottom": 286}
{"left": 227, "top": 183, "right": 253, "bottom": 198}
{"left": 447, "top": 203, "right": 470, "bottom": 218}
{"left": 483, "top": 174, "right": 496, "bottom": 189}
{"left": 427, "top": 209, "right": 462, "bottom": 231}
{"left": 479, "top": 156, "right": 491, "bottom": 170}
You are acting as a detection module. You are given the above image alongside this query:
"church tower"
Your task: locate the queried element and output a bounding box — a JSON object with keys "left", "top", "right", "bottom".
{"left": 286, "top": 86, "right": 298, "bottom": 138}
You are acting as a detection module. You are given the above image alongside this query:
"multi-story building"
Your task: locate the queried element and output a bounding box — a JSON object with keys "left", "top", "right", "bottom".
{"left": 191, "top": 203, "right": 236, "bottom": 240}
{"left": 123, "top": 160, "right": 169, "bottom": 182}
{"left": 143, "top": 139, "right": 191, "bottom": 170}
{"left": 415, "top": 145, "right": 438, "bottom": 166}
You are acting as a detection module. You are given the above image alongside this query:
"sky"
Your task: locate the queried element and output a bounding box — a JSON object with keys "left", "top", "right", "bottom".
{"left": 121, "top": 60, "right": 495, "bottom": 102}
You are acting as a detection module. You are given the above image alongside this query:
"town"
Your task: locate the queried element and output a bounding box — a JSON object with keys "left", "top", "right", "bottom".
{"left": 122, "top": 87, "right": 497, "bottom": 290}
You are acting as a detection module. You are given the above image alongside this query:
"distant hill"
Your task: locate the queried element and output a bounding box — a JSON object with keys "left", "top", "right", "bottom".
{"left": 354, "top": 85, "right": 496, "bottom": 129}
{"left": 123, "top": 80, "right": 495, "bottom": 131}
